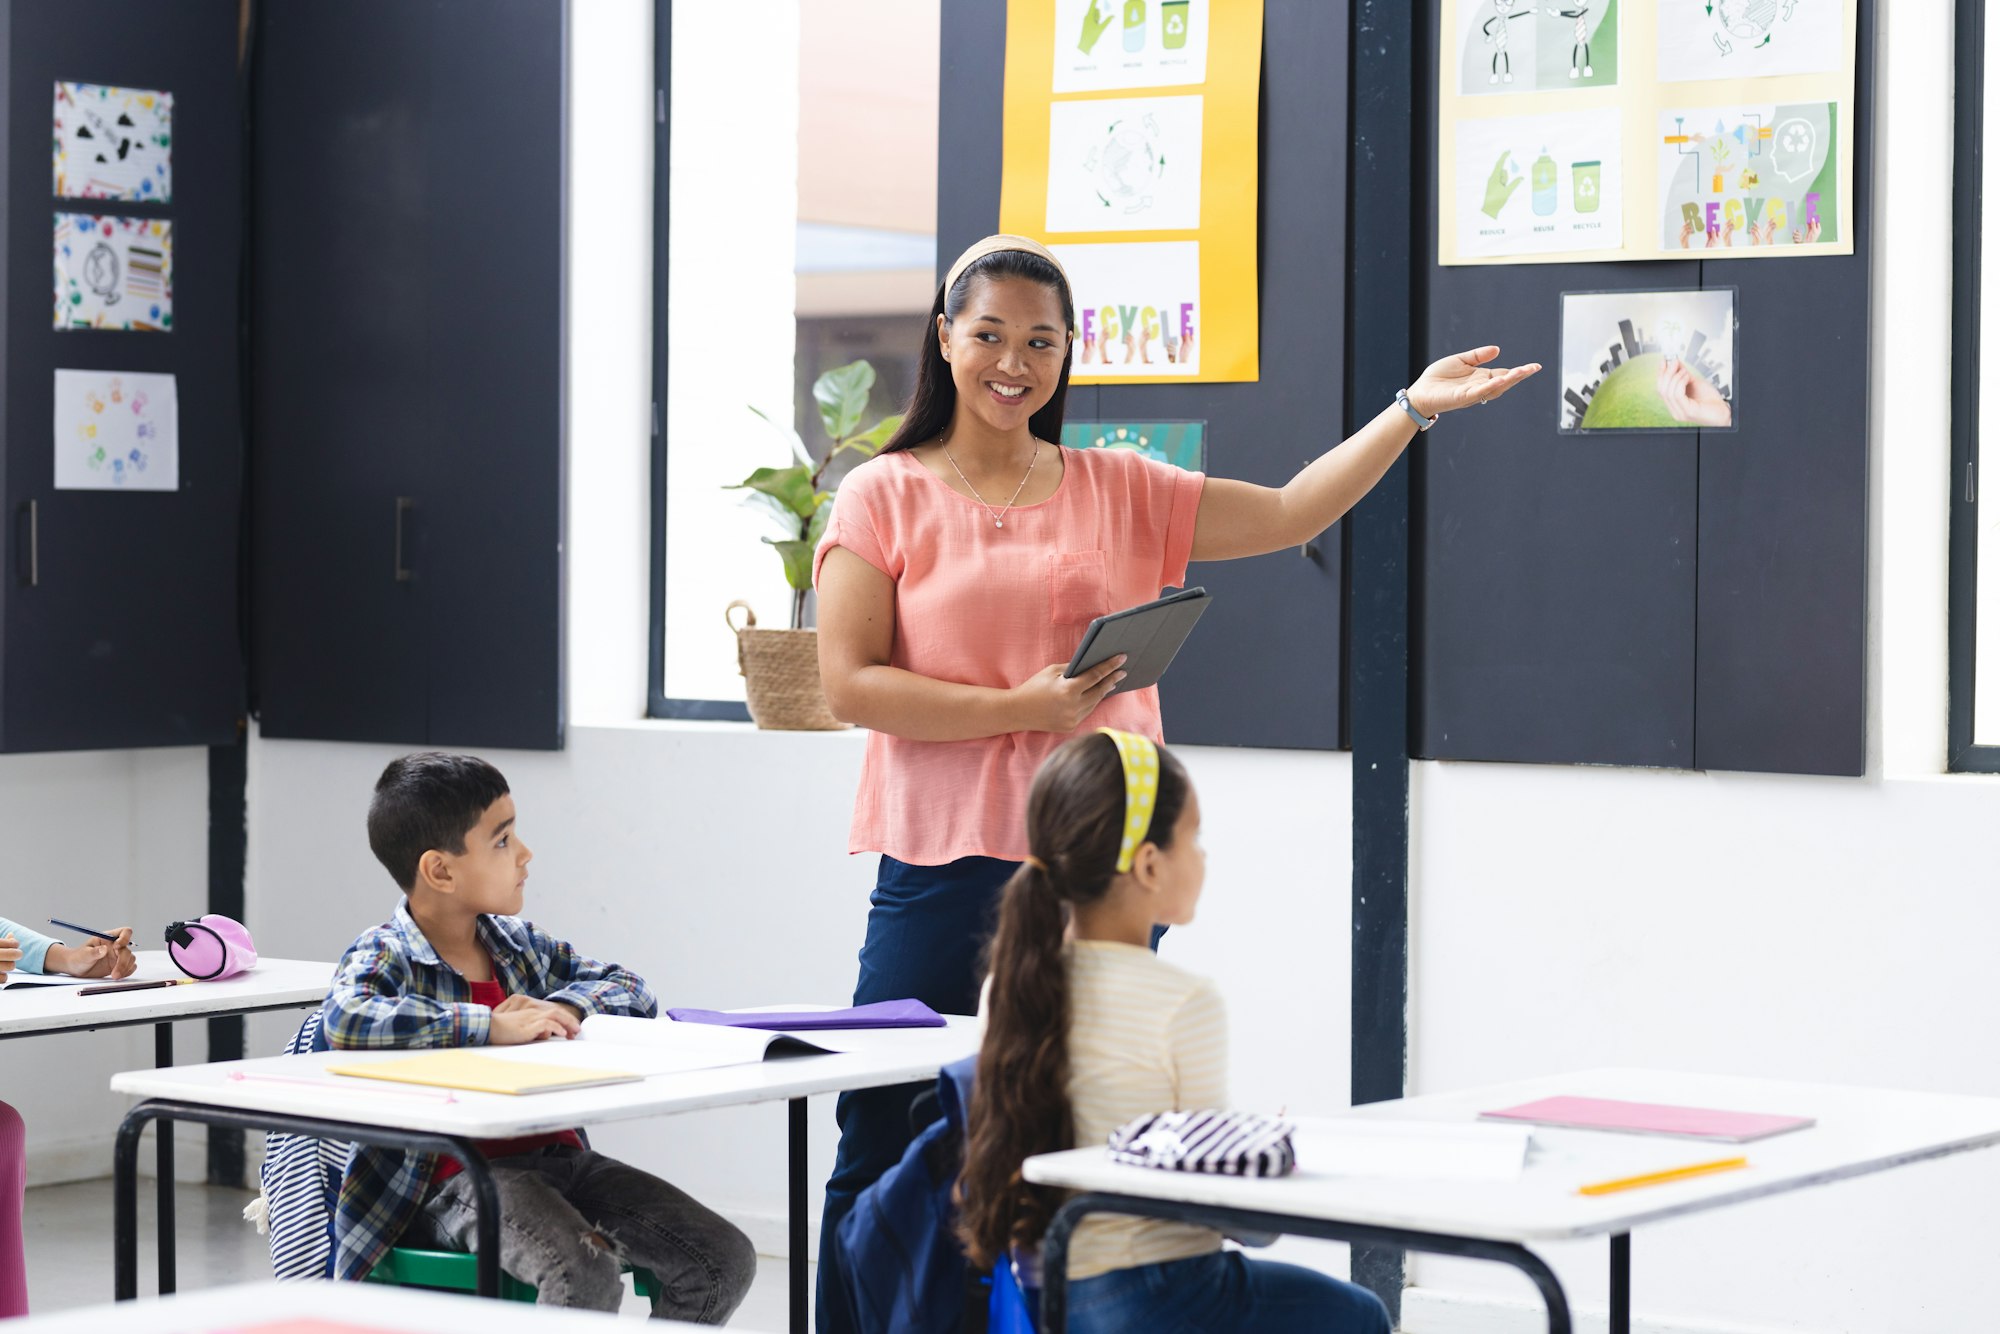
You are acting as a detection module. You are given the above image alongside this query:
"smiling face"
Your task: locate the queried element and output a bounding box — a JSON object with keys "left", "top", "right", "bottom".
{"left": 422, "top": 793, "right": 534, "bottom": 916}
{"left": 936, "top": 274, "right": 1071, "bottom": 436}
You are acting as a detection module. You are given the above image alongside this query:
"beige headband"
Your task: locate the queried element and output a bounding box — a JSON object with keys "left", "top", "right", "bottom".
{"left": 941, "top": 233, "right": 1072, "bottom": 301}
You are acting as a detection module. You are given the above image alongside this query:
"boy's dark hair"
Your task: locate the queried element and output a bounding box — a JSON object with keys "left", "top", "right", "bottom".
{"left": 367, "top": 752, "right": 511, "bottom": 891}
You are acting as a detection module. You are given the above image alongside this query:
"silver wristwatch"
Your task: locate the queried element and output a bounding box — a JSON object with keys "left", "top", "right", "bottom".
{"left": 1395, "top": 388, "right": 1439, "bottom": 432}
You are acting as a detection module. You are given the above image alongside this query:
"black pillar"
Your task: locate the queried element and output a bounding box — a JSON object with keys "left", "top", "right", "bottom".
{"left": 1346, "top": 0, "right": 1417, "bottom": 1318}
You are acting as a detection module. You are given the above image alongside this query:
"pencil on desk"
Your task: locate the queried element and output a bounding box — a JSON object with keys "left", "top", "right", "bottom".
{"left": 78, "top": 979, "right": 195, "bottom": 997}
{"left": 1578, "top": 1156, "right": 1748, "bottom": 1196}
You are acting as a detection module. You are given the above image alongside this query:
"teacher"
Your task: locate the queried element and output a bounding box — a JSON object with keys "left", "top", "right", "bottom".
{"left": 809, "top": 234, "right": 1535, "bottom": 1327}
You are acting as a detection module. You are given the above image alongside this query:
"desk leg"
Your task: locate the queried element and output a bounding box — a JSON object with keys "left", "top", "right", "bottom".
{"left": 113, "top": 1110, "right": 145, "bottom": 1300}
{"left": 447, "top": 1138, "right": 504, "bottom": 1299}
{"left": 789, "top": 1097, "right": 807, "bottom": 1334}
{"left": 153, "top": 1023, "right": 175, "bottom": 1295}
{"left": 1610, "top": 1232, "right": 1630, "bottom": 1334}
{"left": 1038, "top": 1194, "right": 1574, "bottom": 1334}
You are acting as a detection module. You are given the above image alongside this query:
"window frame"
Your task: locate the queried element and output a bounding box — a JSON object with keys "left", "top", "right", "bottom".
{"left": 648, "top": 0, "right": 752, "bottom": 722}
{"left": 1950, "top": 0, "right": 2000, "bottom": 769}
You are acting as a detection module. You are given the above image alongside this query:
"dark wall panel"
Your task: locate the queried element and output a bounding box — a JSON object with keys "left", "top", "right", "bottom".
{"left": 1417, "top": 0, "right": 1872, "bottom": 776}
{"left": 940, "top": 1, "right": 1346, "bottom": 750}
{"left": 251, "top": 0, "right": 564, "bottom": 750}
{"left": 1418, "top": 261, "right": 1700, "bottom": 767}
{"left": 1693, "top": 23, "right": 1875, "bottom": 778}
{"left": 1, "top": 0, "right": 244, "bottom": 752}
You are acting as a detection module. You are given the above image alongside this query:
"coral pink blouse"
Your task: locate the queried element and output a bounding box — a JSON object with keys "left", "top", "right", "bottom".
{"left": 813, "top": 446, "right": 1205, "bottom": 865}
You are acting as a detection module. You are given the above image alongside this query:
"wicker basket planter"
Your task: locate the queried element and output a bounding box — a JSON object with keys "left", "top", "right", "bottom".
{"left": 726, "top": 600, "right": 849, "bottom": 731}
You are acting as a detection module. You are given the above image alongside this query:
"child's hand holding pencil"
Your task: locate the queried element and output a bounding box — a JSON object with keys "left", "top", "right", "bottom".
{"left": 46, "top": 923, "right": 137, "bottom": 980}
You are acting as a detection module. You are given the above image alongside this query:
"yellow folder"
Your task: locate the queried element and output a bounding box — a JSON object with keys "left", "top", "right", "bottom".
{"left": 327, "top": 1049, "right": 640, "bottom": 1096}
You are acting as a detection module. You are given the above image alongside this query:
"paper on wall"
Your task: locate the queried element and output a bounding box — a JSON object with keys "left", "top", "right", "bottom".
{"left": 53, "top": 81, "right": 172, "bottom": 202}
{"left": 1453, "top": 109, "right": 1623, "bottom": 259}
{"left": 53, "top": 369, "right": 179, "bottom": 491}
{"left": 1046, "top": 94, "right": 1204, "bottom": 234}
{"left": 54, "top": 213, "right": 173, "bottom": 331}
{"left": 1053, "top": 0, "right": 1209, "bottom": 94}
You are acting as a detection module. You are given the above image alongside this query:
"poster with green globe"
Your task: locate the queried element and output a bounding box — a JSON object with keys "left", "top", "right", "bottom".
{"left": 1559, "top": 288, "right": 1736, "bottom": 433}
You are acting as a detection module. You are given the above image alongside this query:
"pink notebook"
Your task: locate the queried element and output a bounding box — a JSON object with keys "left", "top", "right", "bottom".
{"left": 1479, "top": 1095, "right": 1815, "bottom": 1143}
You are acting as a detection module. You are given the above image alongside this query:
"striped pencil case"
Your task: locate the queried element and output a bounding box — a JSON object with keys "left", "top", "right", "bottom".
{"left": 1107, "top": 1109, "right": 1298, "bottom": 1178}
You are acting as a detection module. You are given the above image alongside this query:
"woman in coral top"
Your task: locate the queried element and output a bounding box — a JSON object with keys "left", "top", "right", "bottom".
{"left": 809, "top": 234, "right": 1534, "bottom": 1329}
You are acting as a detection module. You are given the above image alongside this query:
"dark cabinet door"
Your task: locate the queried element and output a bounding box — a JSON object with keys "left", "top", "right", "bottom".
{"left": 250, "top": 0, "right": 565, "bottom": 750}
{"left": 0, "top": 0, "right": 245, "bottom": 753}
{"left": 249, "top": 1, "right": 429, "bottom": 743}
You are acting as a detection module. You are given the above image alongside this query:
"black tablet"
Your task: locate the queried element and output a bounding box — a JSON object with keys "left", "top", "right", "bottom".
{"left": 1064, "top": 587, "right": 1211, "bottom": 696}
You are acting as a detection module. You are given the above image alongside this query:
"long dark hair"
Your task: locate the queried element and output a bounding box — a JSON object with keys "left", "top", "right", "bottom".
{"left": 956, "top": 732, "right": 1191, "bottom": 1269}
{"left": 879, "top": 249, "right": 1076, "bottom": 454}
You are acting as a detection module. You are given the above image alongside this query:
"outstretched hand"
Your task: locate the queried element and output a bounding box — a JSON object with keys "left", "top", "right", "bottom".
{"left": 1405, "top": 346, "right": 1541, "bottom": 418}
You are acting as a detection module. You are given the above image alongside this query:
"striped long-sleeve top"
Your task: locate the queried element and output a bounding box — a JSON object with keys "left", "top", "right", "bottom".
{"left": 1062, "top": 938, "right": 1228, "bottom": 1280}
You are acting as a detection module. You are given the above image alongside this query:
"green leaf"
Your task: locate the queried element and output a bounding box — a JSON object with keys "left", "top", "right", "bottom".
{"left": 814, "top": 360, "right": 876, "bottom": 443}
{"left": 835, "top": 412, "right": 904, "bottom": 460}
{"left": 726, "top": 464, "right": 817, "bottom": 519}
{"left": 737, "top": 488, "right": 801, "bottom": 535}
{"left": 763, "top": 537, "right": 816, "bottom": 592}
{"left": 749, "top": 403, "right": 813, "bottom": 467}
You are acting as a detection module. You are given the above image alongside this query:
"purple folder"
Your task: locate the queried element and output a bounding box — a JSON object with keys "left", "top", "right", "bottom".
{"left": 664, "top": 999, "right": 946, "bottom": 1031}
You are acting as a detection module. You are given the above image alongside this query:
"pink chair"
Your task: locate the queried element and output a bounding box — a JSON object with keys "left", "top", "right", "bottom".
{"left": 0, "top": 1099, "right": 25, "bottom": 1316}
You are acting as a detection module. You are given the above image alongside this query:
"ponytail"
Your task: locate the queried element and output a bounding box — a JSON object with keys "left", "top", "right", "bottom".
{"left": 957, "top": 861, "right": 1073, "bottom": 1267}
{"left": 956, "top": 732, "right": 1190, "bottom": 1268}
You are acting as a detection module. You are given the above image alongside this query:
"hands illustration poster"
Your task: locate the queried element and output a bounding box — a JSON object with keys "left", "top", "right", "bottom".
{"left": 1558, "top": 288, "right": 1736, "bottom": 431}
{"left": 1658, "top": 101, "right": 1838, "bottom": 250}
{"left": 1002, "top": 0, "right": 1262, "bottom": 383}
{"left": 53, "top": 369, "right": 179, "bottom": 490}
{"left": 1439, "top": 0, "right": 1854, "bottom": 265}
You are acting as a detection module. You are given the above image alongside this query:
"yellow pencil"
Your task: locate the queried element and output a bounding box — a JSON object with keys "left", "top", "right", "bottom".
{"left": 1577, "top": 1156, "right": 1748, "bottom": 1197}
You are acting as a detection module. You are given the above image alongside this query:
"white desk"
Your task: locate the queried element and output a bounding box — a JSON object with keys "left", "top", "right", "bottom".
{"left": 109, "top": 1018, "right": 980, "bottom": 1332}
{"left": 1024, "top": 1067, "right": 2000, "bottom": 1334}
{"left": 7, "top": 1278, "right": 764, "bottom": 1332}
{"left": 1, "top": 952, "right": 332, "bottom": 1299}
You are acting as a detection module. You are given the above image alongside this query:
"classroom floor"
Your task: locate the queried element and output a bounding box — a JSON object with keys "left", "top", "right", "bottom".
{"left": 23, "top": 1178, "right": 802, "bottom": 1327}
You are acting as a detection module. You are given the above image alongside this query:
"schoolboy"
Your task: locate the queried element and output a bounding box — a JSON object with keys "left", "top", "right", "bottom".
{"left": 325, "top": 752, "right": 755, "bottom": 1321}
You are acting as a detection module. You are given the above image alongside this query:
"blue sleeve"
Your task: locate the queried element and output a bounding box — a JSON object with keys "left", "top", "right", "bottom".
{"left": 0, "top": 916, "right": 57, "bottom": 973}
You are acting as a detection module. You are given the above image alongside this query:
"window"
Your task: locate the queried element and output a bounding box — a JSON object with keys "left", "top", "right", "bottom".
{"left": 1951, "top": 0, "right": 2000, "bottom": 769}
{"left": 651, "top": 0, "right": 940, "bottom": 716}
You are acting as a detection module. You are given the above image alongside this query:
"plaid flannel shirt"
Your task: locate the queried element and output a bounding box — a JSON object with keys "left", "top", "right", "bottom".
{"left": 325, "top": 899, "right": 657, "bottom": 1282}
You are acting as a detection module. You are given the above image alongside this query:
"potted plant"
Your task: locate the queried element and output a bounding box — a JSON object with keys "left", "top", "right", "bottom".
{"left": 722, "top": 359, "right": 902, "bottom": 730}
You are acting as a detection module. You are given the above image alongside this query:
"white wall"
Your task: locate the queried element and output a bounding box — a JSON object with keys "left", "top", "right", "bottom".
{"left": 1, "top": 747, "right": 209, "bottom": 1184}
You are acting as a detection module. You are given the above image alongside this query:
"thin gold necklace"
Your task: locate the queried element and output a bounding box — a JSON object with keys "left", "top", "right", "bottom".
{"left": 939, "top": 435, "right": 1042, "bottom": 529}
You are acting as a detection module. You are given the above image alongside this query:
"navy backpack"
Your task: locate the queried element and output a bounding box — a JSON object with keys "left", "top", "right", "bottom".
{"left": 834, "top": 1055, "right": 993, "bottom": 1333}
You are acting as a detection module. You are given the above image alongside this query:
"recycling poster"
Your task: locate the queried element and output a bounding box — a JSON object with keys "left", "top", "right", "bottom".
{"left": 999, "top": 0, "right": 1265, "bottom": 382}
{"left": 1438, "top": 0, "right": 1857, "bottom": 265}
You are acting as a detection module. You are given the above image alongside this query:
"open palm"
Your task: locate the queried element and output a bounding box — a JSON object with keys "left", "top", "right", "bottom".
{"left": 1407, "top": 346, "right": 1541, "bottom": 418}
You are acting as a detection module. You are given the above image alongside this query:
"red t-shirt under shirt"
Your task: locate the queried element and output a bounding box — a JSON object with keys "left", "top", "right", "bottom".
{"left": 431, "top": 977, "right": 584, "bottom": 1185}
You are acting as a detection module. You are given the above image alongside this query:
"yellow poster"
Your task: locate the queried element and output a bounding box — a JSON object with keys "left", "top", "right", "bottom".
{"left": 1439, "top": 0, "right": 1857, "bottom": 265}
{"left": 1000, "top": 0, "right": 1263, "bottom": 383}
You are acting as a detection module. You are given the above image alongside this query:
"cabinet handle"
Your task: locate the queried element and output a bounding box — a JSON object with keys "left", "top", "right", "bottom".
{"left": 17, "top": 501, "right": 36, "bottom": 588}
{"left": 394, "top": 497, "right": 414, "bottom": 582}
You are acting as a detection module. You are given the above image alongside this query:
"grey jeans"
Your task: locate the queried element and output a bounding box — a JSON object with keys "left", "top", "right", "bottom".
{"left": 404, "top": 1144, "right": 757, "bottom": 1323}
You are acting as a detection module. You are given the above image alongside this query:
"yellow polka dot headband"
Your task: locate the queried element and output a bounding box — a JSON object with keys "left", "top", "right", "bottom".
{"left": 1097, "top": 728, "right": 1161, "bottom": 874}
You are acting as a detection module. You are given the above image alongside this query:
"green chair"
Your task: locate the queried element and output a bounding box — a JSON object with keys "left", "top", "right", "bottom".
{"left": 364, "top": 1245, "right": 662, "bottom": 1305}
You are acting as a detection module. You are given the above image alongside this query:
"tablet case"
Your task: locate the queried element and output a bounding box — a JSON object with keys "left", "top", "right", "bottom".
{"left": 1065, "top": 588, "right": 1211, "bottom": 696}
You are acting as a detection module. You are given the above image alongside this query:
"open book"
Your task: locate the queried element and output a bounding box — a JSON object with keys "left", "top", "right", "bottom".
{"left": 485, "top": 1012, "right": 877, "bottom": 1079}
